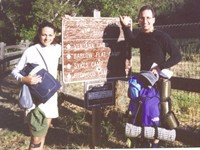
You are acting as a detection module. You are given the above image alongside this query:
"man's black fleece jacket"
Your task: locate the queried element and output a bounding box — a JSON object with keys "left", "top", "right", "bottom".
{"left": 122, "top": 27, "right": 181, "bottom": 71}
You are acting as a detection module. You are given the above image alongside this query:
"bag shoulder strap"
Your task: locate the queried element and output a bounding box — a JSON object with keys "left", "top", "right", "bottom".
{"left": 36, "top": 48, "right": 49, "bottom": 72}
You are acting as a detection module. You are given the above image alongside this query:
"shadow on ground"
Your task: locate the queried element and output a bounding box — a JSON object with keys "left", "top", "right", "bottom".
{"left": 0, "top": 74, "right": 200, "bottom": 149}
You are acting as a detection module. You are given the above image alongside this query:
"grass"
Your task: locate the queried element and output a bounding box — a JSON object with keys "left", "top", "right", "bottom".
{"left": 171, "top": 90, "right": 200, "bottom": 129}
{"left": 0, "top": 129, "right": 30, "bottom": 150}
{"left": 0, "top": 76, "right": 199, "bottom": 149}
{"left": 0, "top": 43, "right": 200, "bottom": 149}
{"left": 56, "top": 47, "right": 200, "bottom": 148}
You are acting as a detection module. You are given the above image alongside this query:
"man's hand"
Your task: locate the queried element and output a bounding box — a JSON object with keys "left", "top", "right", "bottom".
{"left": 119, "top": 16, "right": 132, "bottom": 28}
{"left": 150, "top": 66, "right": 161, "bottom": 78}
{"left": 62, "top": 15, "right": 71, "bottom": 19}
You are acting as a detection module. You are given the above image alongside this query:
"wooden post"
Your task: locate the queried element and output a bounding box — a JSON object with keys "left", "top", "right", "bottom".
{"left": 91, "top": 10, "right": 101, "bottom": 148}
{"left": 92, "top": 107, "right": 101, "bottom": 148}
{"left": 0, "top": 42, "right": 6, "bottom": 73}
{"left": 93, "top": 9, "right": 101, "bottom": 18}
{"left": 25, "top": 40, "right": 31, "bottom": 48}
{"left": 0, "top": 42, "right": 6, "bottom": 58}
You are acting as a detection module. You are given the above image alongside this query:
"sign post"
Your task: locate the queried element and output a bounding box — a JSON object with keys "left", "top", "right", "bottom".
{"left": 92, "top": 106, "right": 101, "bottom": 147}
{"left": 62, "top": 16, "right": 132, "bottom": 147}
{"left": 85, "top": 80, "right": 115, "bottom": 147}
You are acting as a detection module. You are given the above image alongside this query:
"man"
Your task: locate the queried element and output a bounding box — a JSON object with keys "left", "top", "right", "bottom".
{"left": 120, "top": 5, "right": 181, "bottom": 148}
{"left": 120, "top": 5, "right": 181, "bottom": 76}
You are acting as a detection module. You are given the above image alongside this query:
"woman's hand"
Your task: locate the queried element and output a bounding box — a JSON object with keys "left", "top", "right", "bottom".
{"left": 21, "top": 75, "right": 42, "bottom": 85}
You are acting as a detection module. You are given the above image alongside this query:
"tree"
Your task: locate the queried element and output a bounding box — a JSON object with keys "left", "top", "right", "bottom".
{"left": 148, "top": 0, "right": 200, "bottom": 25}
{"left": 0, "top": 0, "right": 197, "bottom": 44}
{"left": 31, "top": 0, "right": 74, "bottom": 29}
{"left": 0, "top": 0, "right": 26, "bottom": 43}
{"left": 71, "top": 0, "right": 187, "bottom": 26}
{"left": 0, "top": 0, "right": 81, "bottom": 43}
{"left": 78, "top": 0, "right": 142, "bottom": 20}
{"left": 169, "top": 0, "right": 200, "bottom": 24}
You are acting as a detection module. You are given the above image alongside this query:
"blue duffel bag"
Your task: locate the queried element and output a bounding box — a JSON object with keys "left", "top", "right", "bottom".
{"left": 20, "top": 63, "right": 61, "bottom": 103}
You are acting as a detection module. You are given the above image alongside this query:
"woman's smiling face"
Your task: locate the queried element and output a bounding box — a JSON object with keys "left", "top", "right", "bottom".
{"left": 39, "top": 27, "right": 56, "bottom": 47}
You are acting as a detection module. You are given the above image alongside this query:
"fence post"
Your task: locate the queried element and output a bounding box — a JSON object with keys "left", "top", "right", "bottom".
{"left": 0, "top": 42, "right": 6, "bottom": 73}
{"left": 19, "top": 40, "right": 31, "bottom": 50}
{"left": 25, "top": 40, "right": 31, "bottom": 48}
{"left": 0, "top": 42, "right": 6, "bottom": 58}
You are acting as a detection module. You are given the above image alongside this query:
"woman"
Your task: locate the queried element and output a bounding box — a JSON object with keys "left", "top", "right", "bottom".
{"left": 12, "top": 21, "right": 61, "bottom": 150}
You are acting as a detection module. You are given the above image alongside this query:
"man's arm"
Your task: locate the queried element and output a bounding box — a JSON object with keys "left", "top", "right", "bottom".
{"left": 159, "top": 33, "right": 181, "bottom": 69}
{"left": 119, "top": 16, "right": 136, "bottom": 47}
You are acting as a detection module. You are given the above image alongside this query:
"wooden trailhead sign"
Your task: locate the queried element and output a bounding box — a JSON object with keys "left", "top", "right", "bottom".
{"left": 62, "top": 17, "right": 132, "bottom": 83}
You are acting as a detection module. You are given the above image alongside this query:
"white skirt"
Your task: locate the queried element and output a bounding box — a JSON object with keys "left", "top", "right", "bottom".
{"left": 38, "top": 92, "right": 59, "bottom": 118}
{"left": 25, "top": 92, "right": 59, "bottom": 119}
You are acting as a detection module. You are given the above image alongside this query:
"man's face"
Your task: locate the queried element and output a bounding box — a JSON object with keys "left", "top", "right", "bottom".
{"left": 138, "top": 9, "right": 155, "bottom": 33}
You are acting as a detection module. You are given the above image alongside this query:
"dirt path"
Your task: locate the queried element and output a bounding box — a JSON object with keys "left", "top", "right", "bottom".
{"left": 0, "top": 73, "right": 67, "bottom": 150}
{"left": 0, "top": 73, "right": 200, "bottom": 149}
{"left": 0, "top": 74, "right": 30, "bottom": 149}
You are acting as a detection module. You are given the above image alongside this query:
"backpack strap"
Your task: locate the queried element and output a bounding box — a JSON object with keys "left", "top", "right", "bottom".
{"left": 152, "top": 122, "right": 159, "bottom": 139}
{"left": 36, "top": 48, "right": 49, "bottom": 72}
{"left": 141, "top": 126, "right": 145, "bottom": 139}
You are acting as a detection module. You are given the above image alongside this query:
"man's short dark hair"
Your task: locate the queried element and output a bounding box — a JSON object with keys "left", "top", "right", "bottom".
{"left": 138, "top": 5, "right": 156, "bottom": 18}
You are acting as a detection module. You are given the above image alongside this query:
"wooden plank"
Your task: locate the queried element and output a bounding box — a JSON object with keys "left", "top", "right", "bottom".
{"left": 171, "top": 77, "right": 200, "bottom": 93}
{"left": 59, "top": 93, "right": 84, "bottom": 108}
{"left": 4, "top": 51, "right": 23, "bottom": 57}
{"left": 132, "top": 72, "right": 200, "bottom": 93}
{"left": 176, "top": 127, "right": 200, "bottom": 146}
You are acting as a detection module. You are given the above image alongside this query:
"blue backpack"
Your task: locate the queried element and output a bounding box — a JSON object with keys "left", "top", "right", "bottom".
{"left": 128, "top": 76, "right": 160, "bottom": 127}
{"left": 128, "top": 76, "right": 141, "bottom": 99}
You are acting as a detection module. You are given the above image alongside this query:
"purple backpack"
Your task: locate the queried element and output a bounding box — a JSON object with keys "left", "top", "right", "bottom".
{"left": 128, "top": 76, "right": 160, "bottom": 126}
{"left": 140, "top": 87, "right": 160, "bottom": 126}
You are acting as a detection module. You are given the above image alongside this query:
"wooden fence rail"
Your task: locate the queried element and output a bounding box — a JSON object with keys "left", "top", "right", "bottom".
{"left": 1, "top": 51, "right": 200, "bottom": 93}
{"left": 1, "top": 40, "right": 200, "bottom": 94}
{"left": 0, "top": 40, "right": 32, "bottom": 74}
